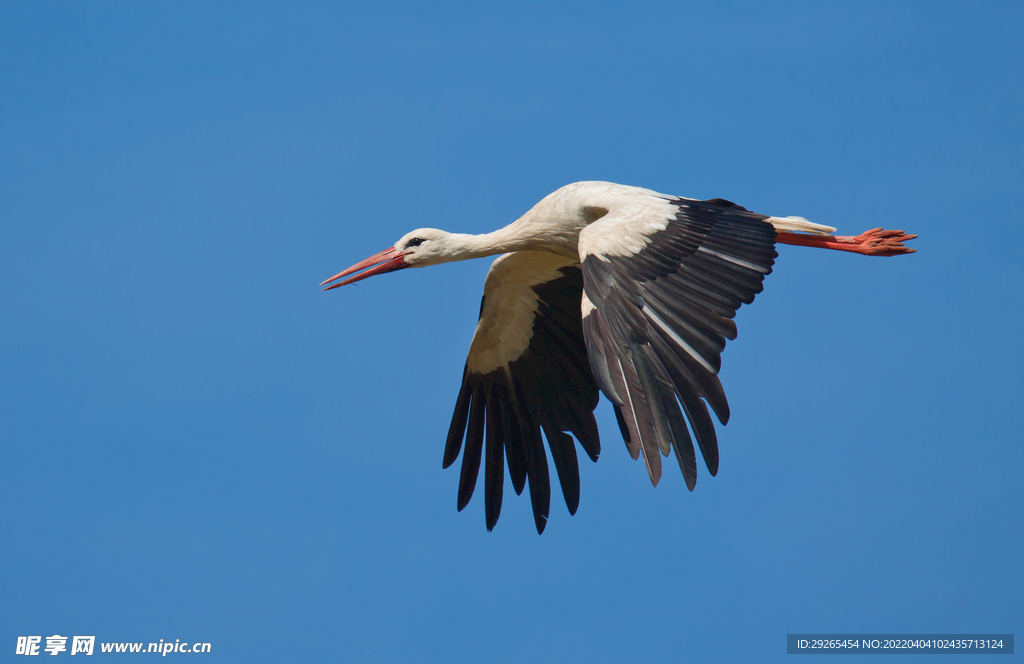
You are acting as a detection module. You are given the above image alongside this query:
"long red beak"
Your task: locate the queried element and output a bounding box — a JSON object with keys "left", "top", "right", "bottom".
{"left": 320, "top": 246, "right": 409, "bottom": 290}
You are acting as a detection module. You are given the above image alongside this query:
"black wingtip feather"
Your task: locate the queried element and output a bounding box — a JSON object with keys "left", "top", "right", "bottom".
{"left": 686, "top": 397, "right": 719, "bottom": 476}
{"left": 576, "top": 411, "right": 601, "bottom": 463}
{"left": 509, "top": 375, "right": 551, "bottom": 534}
{"left": 499, "top": 374, "right": 528, "bottom": 496}
{"left": 544, "top": 426, "right": 581, "bottom": 516}
{"left": 704, "top": 375, "right": 730, "bottom": 425}
{"left": 443, "top": 371, "right": 472, "bottom": 469}
{"left": 484, "top": 386, "right": 505, "bottom": 531}
{"left": 456, "top": 389, "right": 486, "bottom": 511}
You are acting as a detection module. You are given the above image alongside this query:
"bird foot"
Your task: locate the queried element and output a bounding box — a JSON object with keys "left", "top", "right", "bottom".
{"left": 831, "top": 228, "right": 918, "bottom": 256}
{"left": 775, "top": 228, "right": 917, "bottom": 256}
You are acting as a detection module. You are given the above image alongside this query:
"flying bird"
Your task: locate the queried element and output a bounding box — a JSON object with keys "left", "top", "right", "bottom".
{"left": 321, "top": 182, "right": 915, "bottom": 533}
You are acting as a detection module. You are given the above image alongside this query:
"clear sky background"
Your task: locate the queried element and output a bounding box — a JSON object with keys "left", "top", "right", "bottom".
{"left": 2, "top": 2, "right": 1022, "bottom": 662}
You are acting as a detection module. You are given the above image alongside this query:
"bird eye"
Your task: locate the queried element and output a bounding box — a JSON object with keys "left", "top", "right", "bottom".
{"left": 407, "top": 238, "right": 424, "bottom": 247}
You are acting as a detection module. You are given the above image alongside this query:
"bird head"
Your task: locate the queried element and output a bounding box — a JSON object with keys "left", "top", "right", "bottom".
{"left": 320, "top": 228, "right": 455, "bottom": 290}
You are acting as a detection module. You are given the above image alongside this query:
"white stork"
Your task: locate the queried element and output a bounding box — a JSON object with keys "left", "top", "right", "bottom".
{"left": 321, "top": 181, "right": 915, "bottom": 533}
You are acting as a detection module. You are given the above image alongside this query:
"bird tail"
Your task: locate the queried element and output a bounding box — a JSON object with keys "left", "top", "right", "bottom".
{"left": 767, "top": 215, "right": 837, "bottom": 235}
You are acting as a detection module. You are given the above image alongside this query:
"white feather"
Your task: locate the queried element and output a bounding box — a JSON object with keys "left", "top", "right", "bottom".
{"left": 465, "top": 251, "right": 578, "bottom": 375}
{"left": 767, "top": 215, "right": 836, "bottom": 235}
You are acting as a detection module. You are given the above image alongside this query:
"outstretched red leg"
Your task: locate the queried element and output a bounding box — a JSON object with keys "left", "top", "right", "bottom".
{"left": 775, "top": 228, "right": 917, "bottom": 256}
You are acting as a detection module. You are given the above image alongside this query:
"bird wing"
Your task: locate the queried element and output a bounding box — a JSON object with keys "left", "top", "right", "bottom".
{"left": 577, "top": 196, "right": 777, "bottom": 489}
{"left": 444, "top": 250, "right": 601, "bottom": 534}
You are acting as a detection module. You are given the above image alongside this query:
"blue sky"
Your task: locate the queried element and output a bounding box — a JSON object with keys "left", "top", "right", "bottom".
{"left": 1, "top": 2, "right": 1021, "bottom": 661}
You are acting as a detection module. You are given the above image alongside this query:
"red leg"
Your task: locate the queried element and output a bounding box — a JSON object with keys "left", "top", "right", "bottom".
{"left": 776, "top": 228, "right": 917, "bottom": 256}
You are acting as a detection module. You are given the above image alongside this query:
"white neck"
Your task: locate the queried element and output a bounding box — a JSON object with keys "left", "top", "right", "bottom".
{"left": 434, "top": 223, "right": 563, "bottom": 263}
